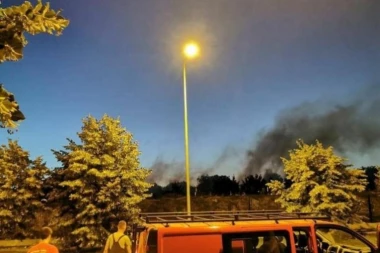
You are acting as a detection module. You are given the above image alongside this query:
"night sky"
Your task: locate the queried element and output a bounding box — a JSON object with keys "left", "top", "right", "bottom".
{"left": 1, "top": 0, "right": 379, "bottom": 178}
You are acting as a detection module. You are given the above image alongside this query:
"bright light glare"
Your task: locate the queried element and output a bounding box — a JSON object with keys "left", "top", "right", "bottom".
{"left": 183, "top": 43, "right": 199, "bottom": 59}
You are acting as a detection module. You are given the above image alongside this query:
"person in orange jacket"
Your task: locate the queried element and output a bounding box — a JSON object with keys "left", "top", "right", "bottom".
{"left": 27, "top": 227, "right": 59, "bottom": 253}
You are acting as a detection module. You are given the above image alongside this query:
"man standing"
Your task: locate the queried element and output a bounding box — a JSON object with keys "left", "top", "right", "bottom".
{"left": 27, "top": 227, "right": 59, "bottom": 253}
{"left": 104, "top": 220, "right": 132, "bottom": 253}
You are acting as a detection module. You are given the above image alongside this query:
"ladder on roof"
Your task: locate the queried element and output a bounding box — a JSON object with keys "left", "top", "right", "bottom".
{"left": 139, "top": 210, "right": 330, "bottom": 224}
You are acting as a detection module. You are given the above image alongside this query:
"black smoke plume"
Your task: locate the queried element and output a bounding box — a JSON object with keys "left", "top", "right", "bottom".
{"left": 147, "top": 146, "right": 239, "bottom": 185}
{"left": 147, "top": 159, "right": 214, "bottom": 186}
{"left": 243, "top": 85, "right": 380, "bottom": 176}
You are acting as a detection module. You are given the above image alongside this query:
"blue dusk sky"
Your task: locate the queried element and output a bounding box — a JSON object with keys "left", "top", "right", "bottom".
{"left": 1, "top": 0, "right": 379, "bottom": 178}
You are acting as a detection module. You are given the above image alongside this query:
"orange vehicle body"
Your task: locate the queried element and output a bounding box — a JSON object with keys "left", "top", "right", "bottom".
{"left": 132, "top": 211, "right": 380, "bottom": 253}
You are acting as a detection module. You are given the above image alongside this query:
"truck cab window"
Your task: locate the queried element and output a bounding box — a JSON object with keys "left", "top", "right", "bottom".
{"left": 146, "top": 229, "right": 158, "bottom": 253}
{"left": 293, "top": 228, "right": 313, "bottom": 253}
{"left": 223, "top": 230, "right": 291, "bottom": 253}
{"left": 316, "top": 226, "right": 373, "bottom": 253}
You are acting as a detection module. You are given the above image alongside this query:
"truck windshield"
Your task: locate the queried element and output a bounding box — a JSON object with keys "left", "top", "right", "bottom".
{"left": 316, "top": 227, "right": 372, "bottom": 253}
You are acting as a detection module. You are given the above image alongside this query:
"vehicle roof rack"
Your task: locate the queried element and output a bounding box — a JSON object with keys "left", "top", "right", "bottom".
{"left": 139, "top": 210, "right": 330, "bottom": 225}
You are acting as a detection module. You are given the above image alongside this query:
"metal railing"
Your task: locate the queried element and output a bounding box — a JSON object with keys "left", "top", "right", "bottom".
{"left": 139, "top": 210, "right": 330, "bottom": 224}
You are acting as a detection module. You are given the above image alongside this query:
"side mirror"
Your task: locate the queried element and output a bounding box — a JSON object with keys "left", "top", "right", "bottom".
{"left": 377, "top": 224, "right": 380, "bottom": 249}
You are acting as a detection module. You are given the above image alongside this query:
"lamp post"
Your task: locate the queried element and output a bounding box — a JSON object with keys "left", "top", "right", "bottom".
{"left": 182, "top": 42, "right": 199, "bottom": 216}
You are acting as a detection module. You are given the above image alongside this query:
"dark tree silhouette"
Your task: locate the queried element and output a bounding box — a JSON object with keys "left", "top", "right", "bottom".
{"left": 197, "top": 174, "right": 214, "bottom": 195}
{"left": 230, "top": 175, "right": 240, "bottom": 195}
{"left": 212, "top": 175, "right": 233, "bottom": 195}
{"left": 240, "top": 174, "right": 267, "bottom": 195}
{"left": 163, "top": 181, "right": 185, "bottom": 196}
{"left": 362, "top": 166, "right": 379, "bottom": 191}
{"left": 148, "top": 183, "right": 164, "bottom": 198}
{"left": 161, "top": 181, "right": 196, "bottom": 196}
{"left": 196, "top": 174, "right": 240, "bottom": 195}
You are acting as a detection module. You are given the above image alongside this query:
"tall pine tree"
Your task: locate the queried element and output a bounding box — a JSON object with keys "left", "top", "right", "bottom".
{"left": 0, "top": 140, "right": 49, "bottom": 239}
{"left": 267, "top": 140, "right": 367, "bottom": 224}
{"left": 49, "top": 114, "right": 152, "bottom": 248}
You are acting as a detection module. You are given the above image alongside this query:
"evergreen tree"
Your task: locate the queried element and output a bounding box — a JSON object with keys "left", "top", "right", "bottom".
{"left": 49, "top": 114, "right": 152, "bottom": 248}
{"left": 0, "top": 0, "right": 69, "bottom": 130}
{"left": 0, "top": 140, "right": 49, "bottom": 239}
{"left": 267, "top": 139, "right": 367, "bottom": 224}
{"left": 0, "top": 85, "right": 24, "bottom": 130}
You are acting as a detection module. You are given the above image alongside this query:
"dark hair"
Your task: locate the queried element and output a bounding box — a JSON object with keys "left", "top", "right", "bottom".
{"left": 40, "top": 227, "right": 53, "bottom": 240}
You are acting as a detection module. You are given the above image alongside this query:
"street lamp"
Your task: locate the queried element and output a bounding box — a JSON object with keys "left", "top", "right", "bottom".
{"left": 182, "top": 42, "right": 199, "bottom": 216}
{"left": 184, "top": 43, "right": 199, "bottom": 59}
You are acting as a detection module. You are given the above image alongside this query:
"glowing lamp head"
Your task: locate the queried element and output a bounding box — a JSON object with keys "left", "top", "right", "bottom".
{"left": 183, "top": 43, "right": 199, "bottom": 59}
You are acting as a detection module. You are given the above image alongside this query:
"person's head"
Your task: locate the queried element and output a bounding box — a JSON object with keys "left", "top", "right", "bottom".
{"left": 40, "top": 227, "right": 53, "bottom": 242}
{"left": 117, "top": 220, "right": 127, "bottom": 232}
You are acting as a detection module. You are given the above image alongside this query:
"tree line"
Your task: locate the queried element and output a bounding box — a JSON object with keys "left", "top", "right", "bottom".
{"left": 149, "top": 166, "right": 379, "bottom": 198}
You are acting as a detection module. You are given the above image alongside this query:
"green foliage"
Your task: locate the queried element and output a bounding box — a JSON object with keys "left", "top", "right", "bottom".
{"left": 267, "top": 139, "right": 367, "bottom": 224}
{"left": 0, "top": 140, "right": 49, "bottom": 239}
{"left": 0, "top": 0, "right": 69, "bottom": 62}
{"left": 0, "top": 85, "right": 25, "bottom": 130}
{"left": 0, "top": 0, "right": 69, "bottom": 130}
{"left": 48, "top": 114, "right": 152, "bottom": 249}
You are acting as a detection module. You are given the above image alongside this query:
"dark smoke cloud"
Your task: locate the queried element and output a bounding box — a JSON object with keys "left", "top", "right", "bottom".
{"left": 242, "top": 85, "right": 380, "bottom": 177}
{"left": 147, "top": 158, "right": 213, "bottom": 186}
{"left": 147, "top": 146, "right": 238, "bottom": 185}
